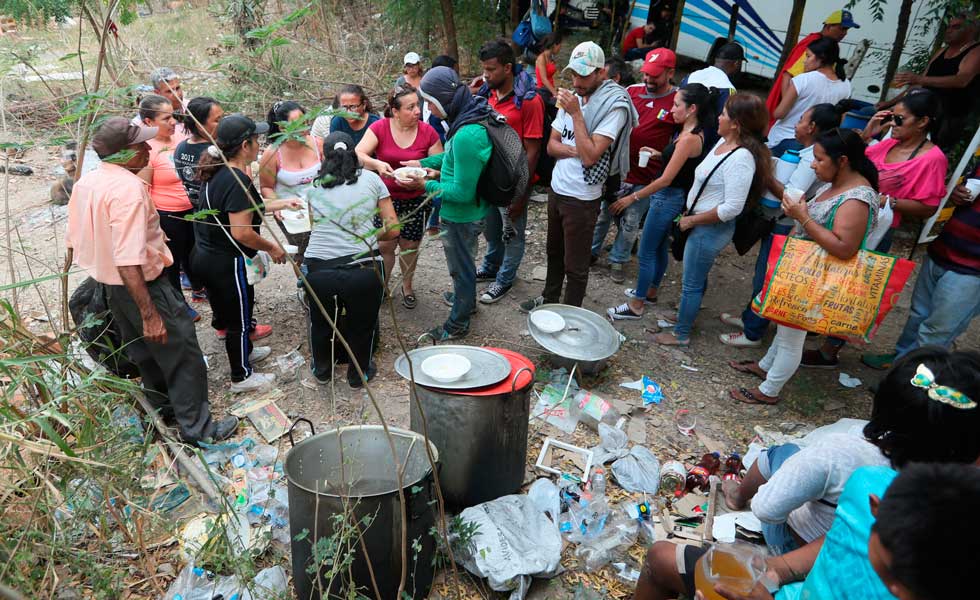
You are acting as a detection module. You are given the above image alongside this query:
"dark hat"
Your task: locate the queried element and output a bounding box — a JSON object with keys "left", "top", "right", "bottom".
{"left": 215, "top": 113, "right": 269, "bottom": 147}
{"left": 716, "top": 42, "right": 747, "bottom": 62}
{"left": 91, "top": 117, "right": 157, "bottom": 158}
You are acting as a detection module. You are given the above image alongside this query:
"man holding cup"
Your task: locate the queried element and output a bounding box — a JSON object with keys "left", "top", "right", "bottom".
{"left": 520, "top": 41, "right": 638, "bottom": 310}
{"left": 591, "top": 48, "right": 678, "bottom": 284}
{"left": 863, "top": 169, "right": 980, "bottom": 369}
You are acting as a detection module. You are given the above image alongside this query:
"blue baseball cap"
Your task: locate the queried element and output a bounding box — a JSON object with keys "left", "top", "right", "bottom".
{"left": 825, "top": 9, "right": 860, "bottom": 29}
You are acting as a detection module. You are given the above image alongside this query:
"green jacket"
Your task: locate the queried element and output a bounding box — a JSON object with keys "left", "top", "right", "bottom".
{"left": 421, "top": 123, "right": 491, "bottom": 223}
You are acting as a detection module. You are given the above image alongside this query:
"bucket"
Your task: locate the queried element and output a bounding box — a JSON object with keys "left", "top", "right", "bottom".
{"left": 841, "top": 99, "right": 874, "bottom": 131}
{"left": 284, "top": 422, "right": 439, "bottom": 600}
{"left": 410, "top": 348, "right": 534, "bottom": 509}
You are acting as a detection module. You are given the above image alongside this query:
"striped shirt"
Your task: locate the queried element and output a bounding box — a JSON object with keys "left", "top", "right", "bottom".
{"left": 930, "top": 193, "right": 980, "bottom": 276}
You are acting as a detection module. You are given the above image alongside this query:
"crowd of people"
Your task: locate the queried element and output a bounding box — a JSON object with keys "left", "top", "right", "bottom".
{"left": 63, "top": 6, "right": 979, "bottom": 595}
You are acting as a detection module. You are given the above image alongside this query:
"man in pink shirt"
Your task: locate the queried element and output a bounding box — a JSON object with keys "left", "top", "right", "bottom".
{"left": 66, "top": 117, "right": 238, "bottom": 445}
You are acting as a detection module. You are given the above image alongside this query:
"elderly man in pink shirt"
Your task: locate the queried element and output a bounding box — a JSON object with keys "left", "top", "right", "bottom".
{"left": 66, "top": 117, "right": 238, "bottom": 445}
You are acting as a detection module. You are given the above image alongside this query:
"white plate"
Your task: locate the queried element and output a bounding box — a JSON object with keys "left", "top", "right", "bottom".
{"left": 530, "top": 310, "right": 565, "bottom": 334}
{"left": 281, "top": 206, "right": 311, "bottom": 234}
{"left": 420, "top": 353, "right": 472, "bottom": 383}
{"left": 393, "top": 166, "right": 426, "bottom": 182}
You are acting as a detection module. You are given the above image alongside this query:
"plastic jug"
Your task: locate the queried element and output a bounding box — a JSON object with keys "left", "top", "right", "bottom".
{"left": 761, "top": 148, "right": 801, "bottom": 209}
{"left": 694, "top": 541, "right": 768, "bottom": 600}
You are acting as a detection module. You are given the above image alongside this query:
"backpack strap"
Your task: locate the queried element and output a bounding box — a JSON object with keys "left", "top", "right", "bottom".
{"left": 684, "top": 147, "right": 739, "bottom": 217}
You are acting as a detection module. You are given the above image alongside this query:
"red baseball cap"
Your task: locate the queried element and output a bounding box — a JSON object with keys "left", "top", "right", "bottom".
{"left": 641, "top": 48, "right": 677, "bottom": 76}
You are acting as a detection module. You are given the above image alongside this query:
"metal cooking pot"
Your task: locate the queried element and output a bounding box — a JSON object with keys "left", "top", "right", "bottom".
{"left": 284, "top": 421, "right": 439, "bottom": 600}
{"left": 410, "top": 365, "right": 533, "bottom": 510}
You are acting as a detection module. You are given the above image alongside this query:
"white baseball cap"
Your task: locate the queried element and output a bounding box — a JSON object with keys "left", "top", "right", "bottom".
{"left": 404, "top": 52, "right": 421, "bottom": 65}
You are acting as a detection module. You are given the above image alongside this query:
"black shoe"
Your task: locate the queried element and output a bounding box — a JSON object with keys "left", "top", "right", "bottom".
{"left": 590, "top": 254, "right": 599, "bottom": 266}
{"left": 347, "top": 362, "right": 377, "bottom": 388}
{"left": 475, "top": 268, "right": 497, "bottom": 282}
{"left": 206, "top": 416, "right": 240, "bottom": 443}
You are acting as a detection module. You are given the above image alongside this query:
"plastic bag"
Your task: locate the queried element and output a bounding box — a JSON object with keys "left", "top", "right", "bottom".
{"left": 454, "top": 494, "right": 563, "bottom": 600}
{"left": 590, "top": 422, "right": 629, "bottom": 465}
{"left": 528, "top": 478, "right": 561, "bottom": 527}
{"left": 573, "top": 516, "right": 639, "bottom": 571}
{"left": 611, "top": 446, "right": 662, "bottom": 493}
{"left": 163, "top": 564, "right": 287, "bottom": 600}
{"left": 532, "top": 384, "right": 579, "bottom": 434}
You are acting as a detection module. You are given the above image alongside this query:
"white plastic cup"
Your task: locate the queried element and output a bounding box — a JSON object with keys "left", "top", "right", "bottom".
{"left": 784, "top": 187, "right": 805, "bottom": 203}
{"left": 965, "top": 178, "right": 980, "bottom": 202}
{"left": 638, "top": 151, "right": 652, "bottom": 168}
{"left": 283, "top": 243, "right": 299, "bottom": 255}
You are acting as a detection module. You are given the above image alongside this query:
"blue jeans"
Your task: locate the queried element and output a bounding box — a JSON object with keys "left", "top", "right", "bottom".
{"left": 895, "top": 255, "right": 980, "bottom": 357}
{"left": 757, "top": 443, "right": 803, "bottom": 556}
{"left": 591, "top": 185, "right": 651, "bottom": 264}
{"left": 480, "top": 206, "right": 527, "bottom": 288}
{"left": 426, "top": 198, "right": 442, "bottom": 231}
{"left": 632, "top": 187, "right": 686, "bottom": 297}
{"left": 440, "top": 220, "right": 484, "bottom": 334}
{"left": 675, "top": 219, "right": 737, "bottom": 341}
{"left": 742, "top": 223, "right": 794, "bottom": 341}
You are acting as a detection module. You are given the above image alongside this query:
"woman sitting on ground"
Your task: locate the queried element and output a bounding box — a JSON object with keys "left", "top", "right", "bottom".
{"left": 637, "top": 346, "right": 980, "bottom": 600}
{"left": 605, "top": 83, "right": 717, "bottom": 321}
{"left": 727, "top": 128, "right": 878, "bottom": 405}
{"left": 302, "top": 132, "right": 398, "bottom": 389}
{"left": 259, "top": 100, "right": 321, "bottom": 263}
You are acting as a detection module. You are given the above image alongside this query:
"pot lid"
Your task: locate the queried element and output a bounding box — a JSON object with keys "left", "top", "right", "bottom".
{"left": 434, "top": 347, "right": 535, "bottom": 396}
{"left": 394, "top": 344, "right": 511, "bottom": 390}
{"left": 527, "top": 304, "right": 624, "bottom": 362}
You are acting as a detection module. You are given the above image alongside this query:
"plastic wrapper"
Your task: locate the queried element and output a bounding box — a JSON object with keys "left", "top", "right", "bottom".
{"left": 611, "top": 446, "right": 662, "bottom": 493}
{"left": 163, "top": 563, "right": 287, "bottom": 600}
{"left": 573, "top": 516, "right": 639, "bottom": 571}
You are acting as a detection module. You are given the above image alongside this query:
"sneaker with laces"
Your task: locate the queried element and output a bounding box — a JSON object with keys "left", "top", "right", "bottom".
{"left": 249, "top": 346, "right": 272, "bottom": 363}
{"left": 719, "top": 312, "right": 744, "bottom": 328}
{"left": 718, "top": 332, "right": 761, "bottom": 347}
{"left": 216, "top": 323, "right": 273, "bottom": 341}
{"left": 624, "top": 288, "right": 657, "bottom": 305}
{"left": 610, "top": 262, "right": 625, "bottom": 284}
{"left": 480, "top": 282, "right": 512, "bottom": 304}
{"left": 519, "top": 295, "right": 545, "bottom": 313}
{"left": 475, "top": 268, "right": 497, "bottom": 282}
{"left": 607, "top": 302, "right": 643, "bottom": 320}
{"left": 230, "top": 372, "right": 275, "bottom": 393}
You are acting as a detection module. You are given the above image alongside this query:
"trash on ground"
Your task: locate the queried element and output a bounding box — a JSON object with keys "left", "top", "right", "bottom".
{"left": 163, "top": 563, "right": 287, "bottom": 600}
{"left": 611, "top": 561, "right": 642, "bottom": 584}
{"left": 590, "top": 422, "right": 629, "bottom": 465}
{"left": 679, "top": 364, "right": 699, "bottom": 372}
{"left": 611, "top": 446, "right": 661, "bottom": 493}
{"left": 572, "top": 389, "right": 625, "bottom": 431}
{"left": 229, "top": 391, "right": 290, "bottom": 442}
{"left": 619, "top": 379, "right": 644, "bottom": 391}
{"left": 453, "top": 493, "right": 563, "bottom": 599}
{"left": 532, "top": 384, "right": 580, "bottom": 434}
{"left": 535, "top": 438, "right": 594, "bottom": 480}
{"left": 573, "top": 515, "right": 638, "bottom": 571}
{"left": 657, "top": 319, "right": 674, "bottom": 328}
{"left": 838, "top": 372, "right": 862, "bottom": 388}
{"left": 641, "top": 376, "right": 664, "bottom": 406}
{"left": 528, "top": 478, "right": 562, "bottom": 528}
{"left": 274, "top": 349, "right": 305, "bottom": 381}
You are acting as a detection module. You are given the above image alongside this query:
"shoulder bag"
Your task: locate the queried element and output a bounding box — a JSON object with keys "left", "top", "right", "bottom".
{"left": 670, "top": 147, "right": 739, "bottom": 261}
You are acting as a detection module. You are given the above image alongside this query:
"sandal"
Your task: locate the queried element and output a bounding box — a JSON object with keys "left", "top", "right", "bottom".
{"left": 728, "top": 360, "right": 767, "bottom": 380}
{"left": 729, "top": 386, "right": 780, "bottom": 405}
{"left": 402, "top": 291, "right": 417, "bottom": 309}
{"left": 651, "top": 331, "right": 689, "bottom": 346}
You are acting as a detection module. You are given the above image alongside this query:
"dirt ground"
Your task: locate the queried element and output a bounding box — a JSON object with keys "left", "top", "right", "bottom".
{"left": 3, "top": 15, "right": 979, "bottom": 593}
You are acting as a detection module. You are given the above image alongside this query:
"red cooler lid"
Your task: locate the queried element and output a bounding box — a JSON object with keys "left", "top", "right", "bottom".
{"left": 437, "top": 347, "right": 535, "bottom": 396}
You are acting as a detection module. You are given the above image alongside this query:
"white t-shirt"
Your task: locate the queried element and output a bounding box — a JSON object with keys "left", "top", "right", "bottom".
{"left": 752, "top": 433, "right": 890, "bottom": 544}
{"left": 550, "top": 98, "right": 628, "bottom": 201}
{"left": 768, "top": 72, "right": 852, "bottom": 148}
{"left": 303, "top": 170, "right": 388, "bottom": 264}
{"left": 687, "top": 139, "right": 756, "bottom": 222}
{"left": 685, "top": 65, "right": 736, "bottom": 93}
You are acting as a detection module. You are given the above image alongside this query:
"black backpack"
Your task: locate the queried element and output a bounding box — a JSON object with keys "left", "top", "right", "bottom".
{"left": 69, "top": 277, "right": 140, "bottom": 378}
{"left": 477, "top": 112, "right": 529, "bottom": 208}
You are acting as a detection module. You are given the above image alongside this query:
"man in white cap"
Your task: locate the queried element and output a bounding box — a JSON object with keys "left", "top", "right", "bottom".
{"left": 66, "top": 117, "right": 238, "bottom": 446}
{"left": 521, "top": 41, "right": 638, "bottom": 310}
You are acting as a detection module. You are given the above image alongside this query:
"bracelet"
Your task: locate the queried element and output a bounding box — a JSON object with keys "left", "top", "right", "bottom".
{"left": 800, "top": 217, "right": 814, "bottom": 229}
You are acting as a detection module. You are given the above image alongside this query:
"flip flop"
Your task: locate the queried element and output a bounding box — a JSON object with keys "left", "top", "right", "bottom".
{"left": 728, "top": 360, "right": 767, "bottom": 380}
{"left": 402, "top": 292, "right": 417, "bottom": 310}
{"left": 729, "top": 387, "right": 780, "bottom": 406}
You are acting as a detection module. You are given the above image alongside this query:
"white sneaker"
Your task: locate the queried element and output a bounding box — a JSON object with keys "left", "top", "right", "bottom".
{"left": 249, "top": 346, "right": 272, "bottom": 363}
{"left": 719, "top": 312, "right": 745, "bottom": 329}
{"left": 718, "top": 332, "right": 761, "bottom": 348}
{"left": 230, "top": 372, "right": 275, "bottom": 393}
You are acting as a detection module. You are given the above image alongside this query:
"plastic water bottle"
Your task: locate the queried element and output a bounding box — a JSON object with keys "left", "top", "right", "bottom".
{"left": 761, "top": 148, "right": 802, "bottom": 208}
{"left": 591, "top": 467, "right": 607, "bottom": 496}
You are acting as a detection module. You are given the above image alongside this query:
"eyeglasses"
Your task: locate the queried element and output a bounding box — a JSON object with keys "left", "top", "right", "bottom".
{"left": 340, "top": 102, "right": 364, "bottom": 111}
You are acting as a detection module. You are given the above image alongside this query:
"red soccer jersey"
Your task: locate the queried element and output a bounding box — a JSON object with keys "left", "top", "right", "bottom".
{"left": 624, "top": 84, "right": 677, "bottom": 185}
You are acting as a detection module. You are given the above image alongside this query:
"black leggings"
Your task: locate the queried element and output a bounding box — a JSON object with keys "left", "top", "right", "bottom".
{"left": 305, "top": 257, "right": 384, "bottom": 381}
{"left": 158, "top": 208, "right": 202, "bottom": 291}
{"left": 191, "top": 250, "right": 256, "bottom": 382}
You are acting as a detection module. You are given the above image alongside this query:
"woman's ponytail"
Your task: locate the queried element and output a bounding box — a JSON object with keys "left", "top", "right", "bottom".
{"left": 678, "top": 82, "right": 718, "bottom": 133}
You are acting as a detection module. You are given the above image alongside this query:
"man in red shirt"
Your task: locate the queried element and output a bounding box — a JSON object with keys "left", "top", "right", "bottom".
{"left": 474, "top": 39, "right": 546, "bottom": 303}
{"left": 591, "top": 48, "right": 677, "bottom": 283}
{"left": 765, "top": 9, "right": 859, "bottom": 124}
